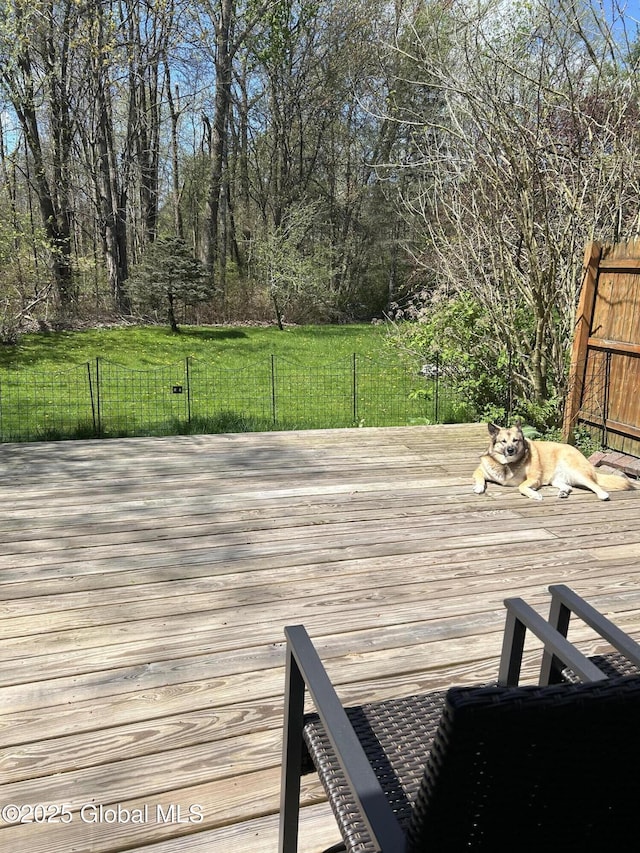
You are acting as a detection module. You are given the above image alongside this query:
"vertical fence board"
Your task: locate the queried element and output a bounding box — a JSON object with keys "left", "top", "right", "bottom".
{"left": 563, "top": 241, "right": 601, "bottom": 440}
{"left": 564, "top": 239, "right": 640, "bottom": 457}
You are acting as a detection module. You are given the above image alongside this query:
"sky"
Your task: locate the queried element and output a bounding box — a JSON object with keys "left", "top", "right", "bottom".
{"left": 604, "top": 0, "right": 640, "bottom": 37}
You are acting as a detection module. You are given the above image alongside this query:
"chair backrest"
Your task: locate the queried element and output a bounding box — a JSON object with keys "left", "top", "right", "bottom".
{"left": 407, "top": 676, "right": 640, "bottom": 851}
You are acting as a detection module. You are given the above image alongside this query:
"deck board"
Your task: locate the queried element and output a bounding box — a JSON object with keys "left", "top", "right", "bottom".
{"left": 0, "top": 423, "right": 639, "bottom": 852}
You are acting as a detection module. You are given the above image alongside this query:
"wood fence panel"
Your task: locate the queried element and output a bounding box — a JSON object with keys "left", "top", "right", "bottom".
{"left": 564, "top": 239, "right": 640, "bottom": 458}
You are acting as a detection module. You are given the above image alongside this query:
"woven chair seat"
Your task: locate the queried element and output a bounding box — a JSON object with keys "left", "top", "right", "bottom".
{"left": 563, "top": 649, "right": 640, "bottom": 682}
{"left": 302, "top": 650, "right": 640, "bottom": 851}
{"left": 303, "top": 691, "right": 448, "bottom": 853}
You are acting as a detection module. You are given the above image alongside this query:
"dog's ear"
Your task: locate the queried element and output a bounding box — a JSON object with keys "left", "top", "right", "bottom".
{"left": 488, "top": 423, "right": 500, "bottom": 437}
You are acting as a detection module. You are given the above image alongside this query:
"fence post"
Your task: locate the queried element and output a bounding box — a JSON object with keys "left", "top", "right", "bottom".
{"left": 95, "top": 356, "right": 102, "bottom": 436}
{"left": 271, "top": 354, "right": 277, "bottom": 424}
{"left": 87, "top": 362, "right": 97, "bottom": 436}
{"left": 434, "top": 352, "right": 440, "bottom": 423}
{"left": 352, "top": 353, "right": 357, "bottom": 423}
{"left": 186, "top": 357, "right": 192, "bottom": 424}
{"left": 603, "top": 350, "right": 611, "bottom": 448}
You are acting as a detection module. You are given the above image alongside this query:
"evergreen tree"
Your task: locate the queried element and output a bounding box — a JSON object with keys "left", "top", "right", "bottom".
{"left": 128, "top": 238, "right": 212, "bottom": 333}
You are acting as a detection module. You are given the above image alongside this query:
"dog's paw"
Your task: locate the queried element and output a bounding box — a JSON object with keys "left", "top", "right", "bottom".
{"left": 473, "top": 484, "right": 486, "bottom": 494}
{"left": 557, "top": 490, "right": 570, "bottom": 499}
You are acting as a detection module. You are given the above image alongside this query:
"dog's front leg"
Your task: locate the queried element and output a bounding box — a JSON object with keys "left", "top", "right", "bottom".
{"left": 472, "top": 465, "right": 487, "bottom": 494}
{"left": 518, "top": 478, "right": 543, "bottom": 501}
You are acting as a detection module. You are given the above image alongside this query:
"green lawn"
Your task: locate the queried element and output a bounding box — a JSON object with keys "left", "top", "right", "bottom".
{"left": 0, "top": 324, "right": 474, "bottom": 441}
{"left": 0, "top": 324, "right": 388, "bottom": 369}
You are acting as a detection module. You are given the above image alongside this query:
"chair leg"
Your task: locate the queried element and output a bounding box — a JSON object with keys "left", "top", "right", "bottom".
{"left": 540, "top": 596, "right": 571, "bottom": 685}
{"left": 498, "top": 606, "right": 527, "bottom": 686}
{"left": 278, "top": 642, "right": 307, "bottom": 853}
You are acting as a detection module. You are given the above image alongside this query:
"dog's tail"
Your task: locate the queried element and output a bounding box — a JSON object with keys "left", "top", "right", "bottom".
{"left": 595, "top": 470, "right": 636, "bottom": 491}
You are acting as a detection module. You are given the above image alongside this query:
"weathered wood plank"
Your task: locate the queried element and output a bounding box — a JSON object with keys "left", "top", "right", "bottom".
{"left": 0, "top": 531, "right": 558, "bottom": 643}
{"left": 119, "top": 803, "right": 342, "bottom": 853}
{"left": 0, "top": 767, "right": 325, "bottom": 853}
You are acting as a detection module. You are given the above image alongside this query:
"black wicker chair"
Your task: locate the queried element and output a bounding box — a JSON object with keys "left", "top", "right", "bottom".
{"left": 499, "top": 584, "right": 640, "bottom": 685}
{"left": 541, "top": 583, "right": 640, "bottom": 682}
{"left": 279, "top": 591, "right": 640, "bottom": 853}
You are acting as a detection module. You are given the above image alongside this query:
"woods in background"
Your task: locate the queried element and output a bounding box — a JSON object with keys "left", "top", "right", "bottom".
{"left": 1, "top": 0, "right": 640, "bottom": 425}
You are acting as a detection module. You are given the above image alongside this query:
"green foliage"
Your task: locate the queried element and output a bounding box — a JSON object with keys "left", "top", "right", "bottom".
{"left": 252, "top": 0, "right": 319, "bottom": 66}
{"left": 0, "top": 205, "right": 53, "bottom": 343}
{"left": 387, "top": 293, "right": 511, "bottom": 417}
{"left": 128, "top": 238, "right": 212, "bottom": 333}
{"left": 516, "top": 397, "right": 564, "bottom": 431}
{"left": 248, "top": 203, "right": 332, "bottom": 328}
{"left": 480, "top": 403, "right": 509, "bottom": 426}
{"left": 569, "top": 426, "right": 604, "bottom": 458}
{"left": 387, "top": 291, "right": 566, "bottom": 431}
{"left": 533, "top": 425, "right": 602, "bottom": 457}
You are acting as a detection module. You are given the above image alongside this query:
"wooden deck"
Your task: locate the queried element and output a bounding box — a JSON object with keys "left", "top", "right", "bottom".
{"left": 1, "top": 423, "right": 640, "bottom": 853}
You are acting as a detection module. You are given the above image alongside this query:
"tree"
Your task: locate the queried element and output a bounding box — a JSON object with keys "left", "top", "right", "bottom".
{"left": 249, "top": 202, "right": 330, "bottom": 328}
{"left": 83, "top": 0, "right": 131, "bottom": 313}
{"left": 76, "top": 0, "right": 179, "bottom": 312}
{"left": 128, "top": 237, "right": 212, "bottom": 332}
{"left": 387, "top": 0, "right": 640, "bottom": 426}
{"left": 244, "top": 0, "right": 403, "bottom": 319}
{"left": 0, "top": 0, "right": 76, "bottom": 309}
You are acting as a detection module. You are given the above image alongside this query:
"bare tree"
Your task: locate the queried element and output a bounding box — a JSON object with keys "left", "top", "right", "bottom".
{"left": 0, "top": 0, "right": 76, "bottom": 309}
{"left": 124, "top": 0, "right": 176, "bottom": 247}
{"left": 389, "top": 0, "right": 640, "bottom": 421}
{"left": 245, "top": 0, "right": 403, "bottom": 317}
{"left": 84, "top": 0, "right": 131, "bottom": 312}
{"left": 200, "top": 0, "right": 239, "bottom": 314}
{"left": 249, "top": 201, "right": 330, "bottom": 327}
{"left": 165, "top": 61, "right": 185, "bottom": 240}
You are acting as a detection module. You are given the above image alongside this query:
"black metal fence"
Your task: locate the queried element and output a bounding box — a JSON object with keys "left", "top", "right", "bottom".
{"left": 0, "top": 355, "right": 475, "bottom": 443}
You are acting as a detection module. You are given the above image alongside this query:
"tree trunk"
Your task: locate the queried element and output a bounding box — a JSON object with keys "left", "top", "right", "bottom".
{"left": 205, "top": 0, "right": 234, "bottom": 298}
{"left": 167, "top": 291, "right": 180, "bottom": 333}
{"left": 93, "top": 3, "right": 130, "bottom": 313}
{"left": 166, "top": 65, "right": 185, "bottom": 240}
{"left": 272, "top": 289, "right": 284, "bottom": 330}
{"left": 530, "top": 312, "right": 547, "bottom": 402}
{"left": 7, "top": 34, "right": 74, "bottom": 308}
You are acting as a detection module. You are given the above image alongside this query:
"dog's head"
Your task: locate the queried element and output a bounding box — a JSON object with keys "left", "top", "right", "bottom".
{"left": 487, "top": 421, "right": 527, "bottom": 464}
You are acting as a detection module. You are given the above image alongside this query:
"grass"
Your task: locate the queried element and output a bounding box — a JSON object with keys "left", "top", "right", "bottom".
{"left": 0, "top": 324, "right": 474, "bottom": 441}
{"left": 0, "top": 324, "right": 388, "bottom": 369}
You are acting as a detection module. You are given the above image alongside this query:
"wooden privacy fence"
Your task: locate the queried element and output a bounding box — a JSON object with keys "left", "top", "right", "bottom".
{"left": 564, "top": 240, "right": 640, "bottom": 457}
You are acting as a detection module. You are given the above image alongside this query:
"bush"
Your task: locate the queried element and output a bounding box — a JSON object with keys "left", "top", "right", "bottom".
{"left": 386, "top": 293, "right": 565, "bottom": 431}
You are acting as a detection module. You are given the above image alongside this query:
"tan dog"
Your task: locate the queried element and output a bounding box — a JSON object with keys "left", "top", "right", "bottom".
{"left": 473, "top": 422, "right": 634, "bottom": 501}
